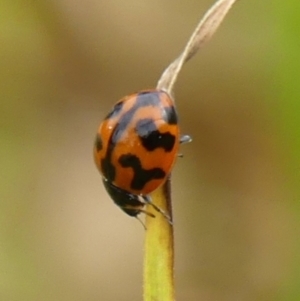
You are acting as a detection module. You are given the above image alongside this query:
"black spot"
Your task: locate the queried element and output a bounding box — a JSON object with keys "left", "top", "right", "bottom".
{"left": 104, "top": 101, "right": 124, "bottom": 120}
{"left": 135, "top": 118, "right": 176, "bottom": 152}
{"left": 101, "top": 158, "right": 116, "bottom": 182}
{"left": 163, "top": 106, "right": 178, "bottom": 124}
{"left": 142, "top": 131, "right": 176, "bottom": 152}
{"left": 119, "top": 154, "right": 166, "bottom": 190}
{"left": 95, "top": 134, "right": 103, "bottom": 151}
{"left": 102, "top": 179, "right": 143, "bottom": 217}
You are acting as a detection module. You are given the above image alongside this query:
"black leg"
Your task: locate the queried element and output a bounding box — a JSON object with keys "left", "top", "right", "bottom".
{"left": 142, "top": 195, "right": 173, "bottom": 225}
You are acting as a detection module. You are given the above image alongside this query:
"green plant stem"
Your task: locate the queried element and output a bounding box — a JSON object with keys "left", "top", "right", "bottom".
{"left": 143, "top": 178, "right": 174, "bottom": 301}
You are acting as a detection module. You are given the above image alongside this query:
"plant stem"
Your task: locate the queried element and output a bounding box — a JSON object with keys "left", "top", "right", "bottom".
{"left": 143, "top": 178, "right": 174, "bottom": 301}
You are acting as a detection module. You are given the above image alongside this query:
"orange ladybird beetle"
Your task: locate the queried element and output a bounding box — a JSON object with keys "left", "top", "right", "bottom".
{"left": 94, "top": 89, "right": 191, "bottom": 220}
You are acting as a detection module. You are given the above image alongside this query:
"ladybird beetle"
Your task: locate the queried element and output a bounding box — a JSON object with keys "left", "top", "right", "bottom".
{"left": 94, "top": 89, "right": 191, "bottom": 220}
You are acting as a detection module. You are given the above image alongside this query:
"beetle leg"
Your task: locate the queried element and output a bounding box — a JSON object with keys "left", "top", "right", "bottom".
{"left": 141, "top": 195, "right": 173, "bottom": 225}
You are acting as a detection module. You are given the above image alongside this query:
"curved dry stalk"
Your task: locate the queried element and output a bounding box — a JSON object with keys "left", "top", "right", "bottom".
{"left": 157, "top": 0, "right": 239, "bottom": 95}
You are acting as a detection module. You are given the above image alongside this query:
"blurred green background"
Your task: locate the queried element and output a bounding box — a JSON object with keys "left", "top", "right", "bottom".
{"left": 1, "top": 0, "right": 299, "bottom": 300}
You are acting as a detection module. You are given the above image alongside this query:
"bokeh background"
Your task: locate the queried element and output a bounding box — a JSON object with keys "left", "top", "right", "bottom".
{"left": 1, "top": 0, "right": 300, "bottom": 300}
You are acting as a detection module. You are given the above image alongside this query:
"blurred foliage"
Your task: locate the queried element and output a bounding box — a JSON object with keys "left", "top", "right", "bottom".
{"left": 274, "top": 1, "right": 300, "bottom": 300}
{"left": 0, "top": 0, "right": 299, "bottom": 300}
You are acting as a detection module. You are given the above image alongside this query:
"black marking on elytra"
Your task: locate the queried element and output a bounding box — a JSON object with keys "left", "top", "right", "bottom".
{"left": 102, "top": 91, "right": 163, "bottom": 181}
{"left": 142, "top": 131, "right": 176, "bottom": 152}
{"left": 101, "top": 158, "right": 116, "bottom": 182}
{"left": 135, "top": 118, "right": 176, "bottom": 151}
{"left": 104, "top": 101, "right": 124, "bottom": 120}
{"left": 102, "top": 179, "right": 143, "bottom": 217}
{"left": 119, "top": 154, "right": 166, "bottom": 190}
{"left": 95, "top": 134, "right": 103, "bottom": 151}
{"left": 163, "top": 106, "right": 178, "bottom": 125}
{"left": 109, "top": 91, "right": 163, "bottom": 146}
